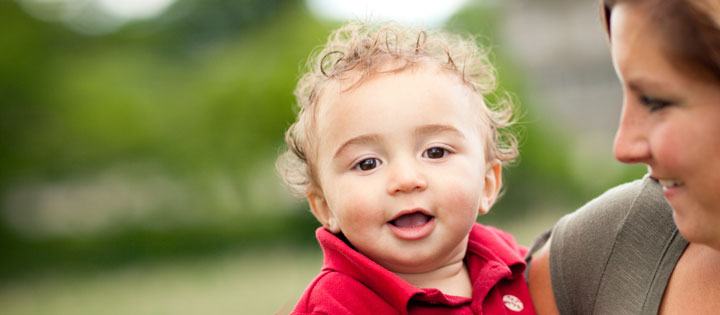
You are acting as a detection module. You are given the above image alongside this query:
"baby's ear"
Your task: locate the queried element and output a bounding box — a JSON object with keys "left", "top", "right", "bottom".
{"left": 479, "top": 159, "right": 502, "bottom": 214}
{"left": 307, "top": 193, "right": 340, "bottom": 233}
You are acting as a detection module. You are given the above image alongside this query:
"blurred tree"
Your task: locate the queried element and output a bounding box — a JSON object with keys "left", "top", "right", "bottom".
{"left": 0, "top": 0, "right": 332, "bottom": 278}
{"left": 0, "top": 0, "right": 645, "bottom": 280}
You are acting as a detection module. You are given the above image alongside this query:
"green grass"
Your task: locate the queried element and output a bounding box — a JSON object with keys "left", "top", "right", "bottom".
{"left": 0, "top": 247, "right": 322, "bottom": 315}
{"left": 0, "top": 211, "right": 563, "bottom": 315}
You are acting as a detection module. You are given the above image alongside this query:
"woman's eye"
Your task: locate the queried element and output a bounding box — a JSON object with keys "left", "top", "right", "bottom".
{"left": 354, "top": 158, "right": 380, "bottom": 171}
{"left": 640, "top": 95, "right": 672, "bottom": 111}
{"left": 423, "top": 147, "right": 448, "bottom": 159}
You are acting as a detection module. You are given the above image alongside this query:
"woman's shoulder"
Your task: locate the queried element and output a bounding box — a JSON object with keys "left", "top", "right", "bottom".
{"left": 551, "top": 175, "right": 666, "bottom": 272}
{"left": 548, "top": 175, "right": 675, "bottom": 314}
{"left": 574, "top": 176, "right": 654, "bottom": 215}
{"left": 554, "top": 175, "right": 663, "bottom": 242}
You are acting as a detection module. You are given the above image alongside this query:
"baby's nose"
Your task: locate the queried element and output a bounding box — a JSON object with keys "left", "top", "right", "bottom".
{"left": 386, "top": 162, "right": 427, "bottom": 194}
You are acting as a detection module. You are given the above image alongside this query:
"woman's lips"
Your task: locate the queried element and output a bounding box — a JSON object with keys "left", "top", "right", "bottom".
{"left": 658, "top": 179, "right": 683, "bottom": 188}
{"left": 658, "top": 179, "right": 684, "bottom": 200}
{"left": 387, "top": 210, "right": 435, "bottom": 240}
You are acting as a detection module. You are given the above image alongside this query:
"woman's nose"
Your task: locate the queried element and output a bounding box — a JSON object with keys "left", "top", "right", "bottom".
{"left": 386, "top": 161, "right": 427, "bottom": 195}
{"left": 614, "top": 101, "right": 651, "bottom": 164}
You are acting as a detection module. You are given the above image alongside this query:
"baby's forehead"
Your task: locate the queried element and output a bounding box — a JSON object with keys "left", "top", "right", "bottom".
{"left": 313, "top": 62, "right": 487, "bottom": 137}
{"left": 318, "top": 61, "right": 466, "bottom": 107}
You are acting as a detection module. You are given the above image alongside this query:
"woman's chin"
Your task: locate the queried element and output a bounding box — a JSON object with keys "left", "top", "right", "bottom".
{"left": 672, "top": 209, "right": 720, "bottom": 250}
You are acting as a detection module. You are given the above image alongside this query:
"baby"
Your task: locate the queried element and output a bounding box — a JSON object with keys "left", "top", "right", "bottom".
{"left": 277, "top": 22, "right": 534, "bottom": 314}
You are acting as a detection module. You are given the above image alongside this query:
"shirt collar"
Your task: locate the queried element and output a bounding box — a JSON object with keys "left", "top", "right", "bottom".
{"left": 464, "top": 224, "right": 528, "bottom": 311}
{"left": 315, "top": 223, "right": 527, "bottom": 312}
{"left": 466, "top": 224, "right": 528, "bottom": 280}
{"left": 316, "top": 228, "right": 418, "bottom": 311}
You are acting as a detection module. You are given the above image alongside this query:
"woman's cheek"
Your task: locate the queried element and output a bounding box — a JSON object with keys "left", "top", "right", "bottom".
{"left": 652, "top": 123, "right": 689, "bottom": 173}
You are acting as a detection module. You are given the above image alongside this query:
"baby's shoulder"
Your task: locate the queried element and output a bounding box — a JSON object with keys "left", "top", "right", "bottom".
{"left": 469, "top": 223, "right": 526, "bottom": 256}
{"left": 292, "top": 270, "right": 396, "bottom": 315}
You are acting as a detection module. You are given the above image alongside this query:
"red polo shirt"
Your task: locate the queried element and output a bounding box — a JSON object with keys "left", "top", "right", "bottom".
{"left": 291, "top": 223, "right": 535, "bottom": 315}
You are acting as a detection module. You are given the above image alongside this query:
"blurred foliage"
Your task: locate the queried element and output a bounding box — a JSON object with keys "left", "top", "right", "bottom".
{"left": 446, "top": 4, "right": 645, "bottom": 224}
{"left": 0, "top": 0, "right": 645, "bottom": 281}
{"left": 1, "top": 0, "right": 330, "bottom": 280}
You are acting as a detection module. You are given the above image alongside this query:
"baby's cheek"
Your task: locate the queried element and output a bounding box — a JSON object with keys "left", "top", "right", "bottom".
{"left": 443, "top": 183, "right": 483, "bottom": 216}
{"left": 332, "top": 182, "right": 378, "bottom": 223}
{"left": 340, "top": 199, "right": 374, "bottom": 222}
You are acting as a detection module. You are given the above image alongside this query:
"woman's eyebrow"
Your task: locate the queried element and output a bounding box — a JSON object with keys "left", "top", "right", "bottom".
{"left": 627, "top": 77, "right": 672, "bottom": 93}
{"left": 333, "top": 134, "right": 382, "bottom": 159}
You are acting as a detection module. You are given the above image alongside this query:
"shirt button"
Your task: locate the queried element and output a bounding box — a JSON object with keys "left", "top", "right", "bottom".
{"left": 502, "top": 294, "right": 524, "bottom": 312}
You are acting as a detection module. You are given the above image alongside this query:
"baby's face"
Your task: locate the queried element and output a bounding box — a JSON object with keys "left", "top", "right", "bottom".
{"left": 308, "top": 63, "right": 501, "bottom": 274}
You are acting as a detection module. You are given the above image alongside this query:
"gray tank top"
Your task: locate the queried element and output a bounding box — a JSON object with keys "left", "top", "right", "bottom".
{"left": 532, "top": 176, "right": 688, "bottom": 314}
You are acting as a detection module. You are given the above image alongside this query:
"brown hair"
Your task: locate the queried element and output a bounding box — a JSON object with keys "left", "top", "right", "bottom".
{"left": 602, "top": 0, "right": 720, "bottom": 81}
{"left": 277, "top": 22, "right": 518, "bottom": 197}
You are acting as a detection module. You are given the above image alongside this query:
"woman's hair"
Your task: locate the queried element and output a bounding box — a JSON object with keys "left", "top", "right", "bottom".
{"left": 277, "top": 22, "right": 518, "bottom": 197}
{"left": 602, "top": 0, "right": 720, "bottom": 81}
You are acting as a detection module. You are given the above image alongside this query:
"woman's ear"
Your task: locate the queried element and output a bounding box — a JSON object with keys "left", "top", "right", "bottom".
{"left": 479, "top": 159, "right": 502, "bottom": 214}
{"left": 307, "top": 192, "right": 340, "bottom": 233}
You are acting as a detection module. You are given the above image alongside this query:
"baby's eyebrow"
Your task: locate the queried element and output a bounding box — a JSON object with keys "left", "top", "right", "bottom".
{"left": 333, "top": 134, "right": 382, "bottom": 159}
{"left": 332, "top": 125, "right": 464, "bottom": 159}
{"left": 414, "top": 124, "right": 465, "bottom": 139}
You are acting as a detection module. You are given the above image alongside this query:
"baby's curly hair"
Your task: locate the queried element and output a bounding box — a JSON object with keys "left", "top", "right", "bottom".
{"left": 277, "top": 22, "right": 519, "bottom": 197}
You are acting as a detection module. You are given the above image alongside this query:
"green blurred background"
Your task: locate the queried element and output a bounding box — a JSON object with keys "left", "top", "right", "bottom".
{"left": 0, "top": 0, "right": 645, "bottom": 313}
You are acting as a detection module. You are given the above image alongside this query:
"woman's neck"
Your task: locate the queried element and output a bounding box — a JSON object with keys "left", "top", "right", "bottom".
{"left": 659, "top": 242, "right": 720, "bottom": 314}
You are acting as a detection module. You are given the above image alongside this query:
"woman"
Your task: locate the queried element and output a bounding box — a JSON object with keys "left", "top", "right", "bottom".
{"left": 528, "top": 0, "right": 720, "bottom": 314}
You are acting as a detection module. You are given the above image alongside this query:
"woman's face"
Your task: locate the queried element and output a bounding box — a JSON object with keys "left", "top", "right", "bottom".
{"left": 611, "top": 3, "right": 720, "bottom": 249}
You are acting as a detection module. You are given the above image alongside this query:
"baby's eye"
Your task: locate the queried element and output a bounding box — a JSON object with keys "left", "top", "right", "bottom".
{"left": 354, "top": 158, "right": 381, "bottom": 171}
{"left": 423, "top": 147, "right": 448, "bottom": 159}
{"left": 639, "top": 95, "right": 672, "bottom": 111}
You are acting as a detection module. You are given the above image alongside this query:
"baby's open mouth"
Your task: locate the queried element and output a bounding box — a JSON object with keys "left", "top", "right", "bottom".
{"left": 389, "top": 212, "right": 434, "bottom": 228}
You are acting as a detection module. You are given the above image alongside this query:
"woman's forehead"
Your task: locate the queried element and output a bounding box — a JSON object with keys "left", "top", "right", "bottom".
{"left": 610, "top": 0, "right": 720, "bottom": 82}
